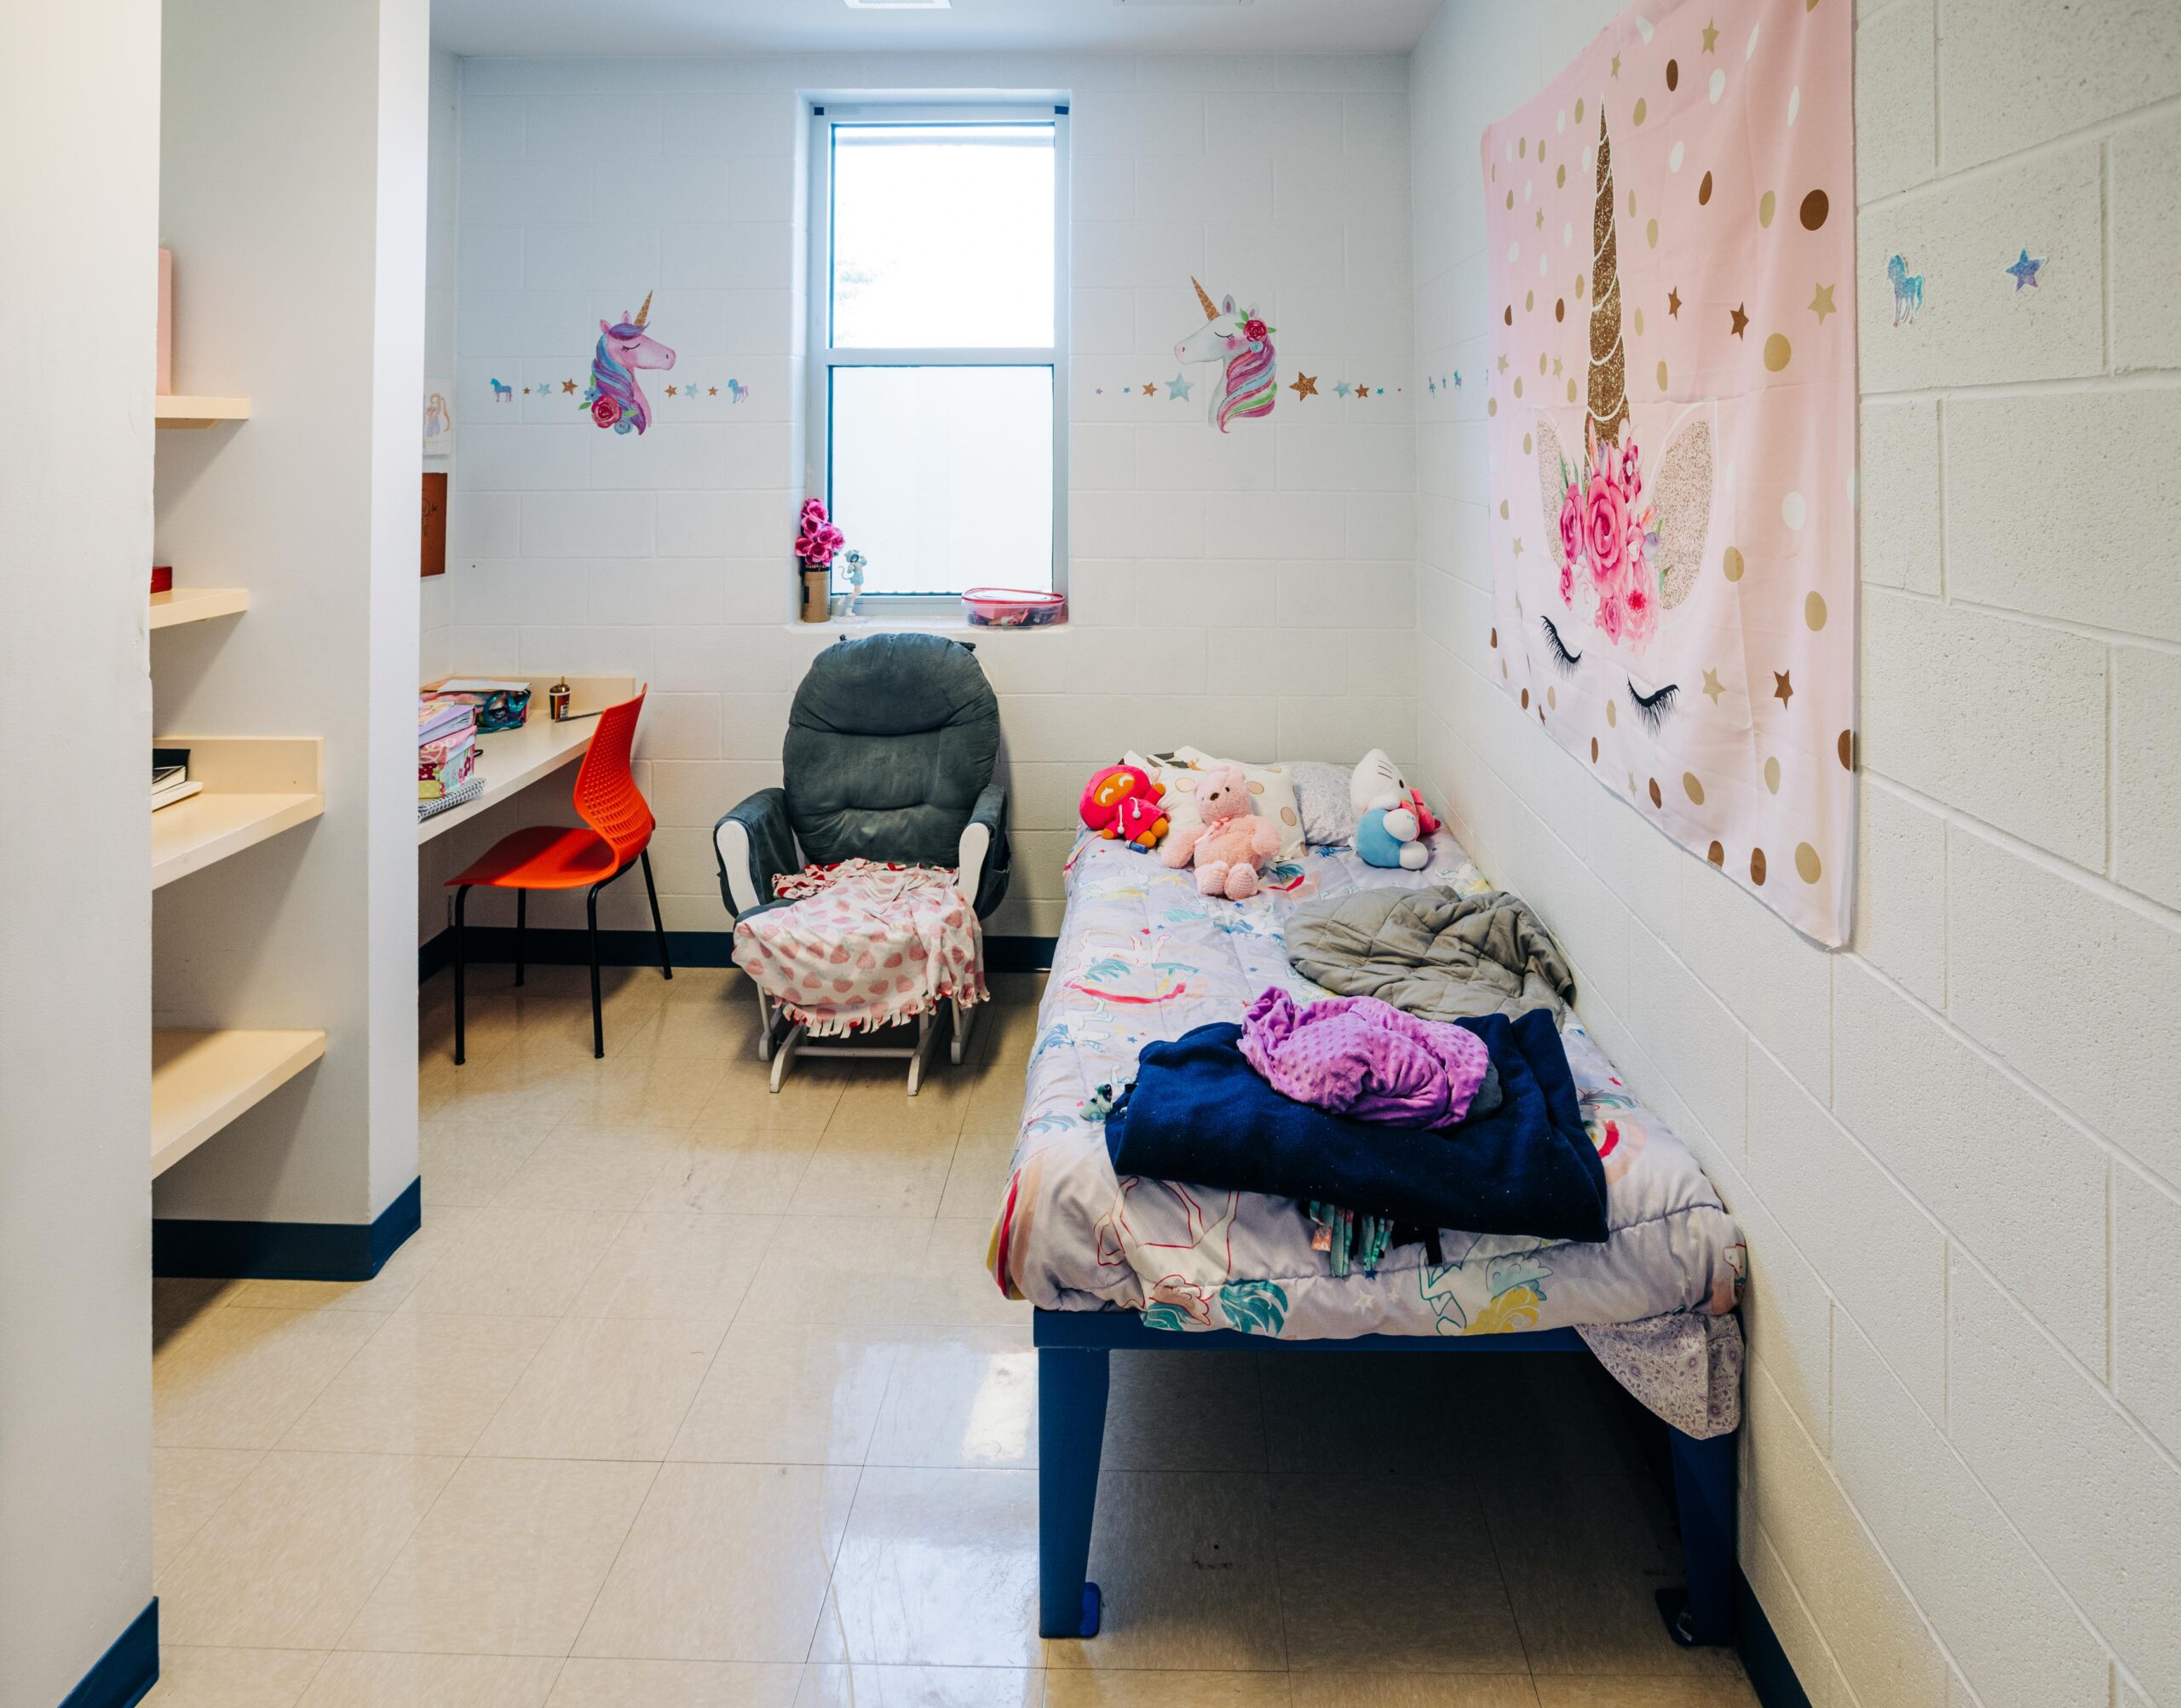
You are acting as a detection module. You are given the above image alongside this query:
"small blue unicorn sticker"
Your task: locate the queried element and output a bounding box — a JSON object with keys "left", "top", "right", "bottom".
{"left": 1887, "top": 254, "right": 1924, "bottom": 326}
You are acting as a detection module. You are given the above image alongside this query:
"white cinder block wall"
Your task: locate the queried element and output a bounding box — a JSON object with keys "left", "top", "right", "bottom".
{"left": 422, "top": 51, "right": 1416, "bottom": 944}
{"left": 1413, "top": 3, "right": 2181, "bottom": 1705}
{"left": 423, "top": 44, "right": 460, "bottom": 688}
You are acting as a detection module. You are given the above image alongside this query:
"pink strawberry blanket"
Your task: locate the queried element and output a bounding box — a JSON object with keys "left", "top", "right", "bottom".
{"left": 733, "top": 859, "right": 987, "bottom": 1037}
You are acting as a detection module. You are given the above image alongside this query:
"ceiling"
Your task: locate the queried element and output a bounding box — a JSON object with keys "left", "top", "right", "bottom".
{"left": 430, "top": 0, "right": 1442, "bottom": 60}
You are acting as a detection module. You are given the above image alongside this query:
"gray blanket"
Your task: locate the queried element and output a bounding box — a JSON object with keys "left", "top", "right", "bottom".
{"left": 1283, "top": 885, "right": 1576, "bottom": 1021}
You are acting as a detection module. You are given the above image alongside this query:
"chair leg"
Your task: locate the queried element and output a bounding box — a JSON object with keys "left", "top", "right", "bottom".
{"left": 514, "top": 889, "right": 527, "bottom": 988}
{"left": 641, "top": 850, "right": 672, "bottom": 981}
{"left": 769, "top": 1021, "right": 805, "bottom": 1091}
{"left": 585, "top": 883, "right": 606, "bottom": 1060}
{"left": 452, "top": 885, "right": 469, "bottom": 1067}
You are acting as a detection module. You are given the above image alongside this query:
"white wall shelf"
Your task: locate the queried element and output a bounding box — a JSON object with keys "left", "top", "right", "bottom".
{"left": 154, "top": 394, "right": 250, "bottom": 428}
{"left": 151, "top": 735, "right": 323, "bottom": 889}
{"left": 149, "top": 587, "right": 249, "bottom": 630}
{"left": 151, "top": 1027, "right": 325, "bottom": 1176}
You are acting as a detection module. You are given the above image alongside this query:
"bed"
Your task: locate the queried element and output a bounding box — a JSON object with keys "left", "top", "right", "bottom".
{"left": 986, "top": 829, "right": 1747, "bottom": 1642}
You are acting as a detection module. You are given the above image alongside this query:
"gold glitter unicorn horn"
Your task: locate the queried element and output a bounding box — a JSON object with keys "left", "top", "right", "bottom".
{"left": 1192, "top": 276, "right": 1218, "bottom": 320}
{"left": 634, "top": 290, "right": 653, "bottom": 328}
{"left": 1586, "top": 113, "right": 1629, "bottom": 449}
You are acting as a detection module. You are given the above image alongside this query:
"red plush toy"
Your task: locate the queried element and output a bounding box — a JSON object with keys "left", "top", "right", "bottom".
{"left": 1080, "top": 763, "right": 1170, "bottom": 850}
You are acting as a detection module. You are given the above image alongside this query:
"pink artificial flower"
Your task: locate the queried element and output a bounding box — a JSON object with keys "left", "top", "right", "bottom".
{"left": 1585, "top": 469, "right": 1628, "bottom": 590}
{"left": 1557, "top": 481, "right": 1584, "bottom": 572}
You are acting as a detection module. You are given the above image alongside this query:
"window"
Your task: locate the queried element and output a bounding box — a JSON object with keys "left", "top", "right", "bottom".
{"left": 809, "top": 105, "right": 1067, "bottom": 602}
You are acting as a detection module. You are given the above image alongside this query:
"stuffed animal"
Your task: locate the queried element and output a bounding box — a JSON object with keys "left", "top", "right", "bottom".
{"left": 1160, "top": 764, "right": 1281, "bottom": 899}
{"left": 1080, "top": 763, "right": 1169, "bottom": 849}
{"left": 1350, "top": 748, "right": 1438, "bottom": 870}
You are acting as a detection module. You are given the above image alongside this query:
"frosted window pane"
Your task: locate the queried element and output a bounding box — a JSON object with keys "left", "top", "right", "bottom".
{"left": 829, "top": 366, "right": 1052, "bottom": 595}
{"left": 832, "top": 124, "right": 1055, "bottom": 348}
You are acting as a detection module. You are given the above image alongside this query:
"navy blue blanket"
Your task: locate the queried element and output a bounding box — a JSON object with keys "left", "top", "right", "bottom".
{"left": 1106, "top": 1009, "right": 1608, "bottom": 1242}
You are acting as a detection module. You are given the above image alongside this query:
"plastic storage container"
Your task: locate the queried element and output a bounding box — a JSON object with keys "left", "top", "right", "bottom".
{"left": 962, "top": 587, "right": 1066, "bottom": 628}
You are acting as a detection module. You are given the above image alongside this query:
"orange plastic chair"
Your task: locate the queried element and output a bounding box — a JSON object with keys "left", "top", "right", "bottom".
{"left": 446, "top": 689, "right": 670, "bottom": 1062}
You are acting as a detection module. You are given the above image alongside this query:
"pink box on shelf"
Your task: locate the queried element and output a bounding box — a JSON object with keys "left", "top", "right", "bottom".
{"left": 156, "top": 249, "right": 174, "bottom": 396}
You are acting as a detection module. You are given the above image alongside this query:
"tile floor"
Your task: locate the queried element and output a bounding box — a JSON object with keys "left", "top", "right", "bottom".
{"left": 147, "top": 963, "right": 1758, "bottom": 1707}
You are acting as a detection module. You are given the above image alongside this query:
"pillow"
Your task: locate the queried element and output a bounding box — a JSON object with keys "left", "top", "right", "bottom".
{"left": 1285, "top": 761, "right": 1360, "bottom": 846}
{"left": 1148, "top": 746, "right": 1305, "bottom": 862}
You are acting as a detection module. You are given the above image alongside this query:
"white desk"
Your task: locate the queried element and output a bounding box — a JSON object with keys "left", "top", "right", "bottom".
{"left": 417, "top": 676, "right": 636, "bottom": 845}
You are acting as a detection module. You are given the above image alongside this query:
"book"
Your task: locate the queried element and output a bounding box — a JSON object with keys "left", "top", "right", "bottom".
{"left": 418, "top": 695, "right": 477, "bottom": 747}
{"left": 153, "top": 779, "right": 203, "bottom": 813}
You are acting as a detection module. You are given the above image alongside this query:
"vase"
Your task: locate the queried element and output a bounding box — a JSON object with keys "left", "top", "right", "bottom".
{"left": 799, "top": 566, "right": 832, "bottom": 623}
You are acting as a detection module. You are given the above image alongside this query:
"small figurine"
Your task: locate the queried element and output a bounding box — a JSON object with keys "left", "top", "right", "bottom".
{"left": 839, "top": 550, "right": 868, "bottom": 622}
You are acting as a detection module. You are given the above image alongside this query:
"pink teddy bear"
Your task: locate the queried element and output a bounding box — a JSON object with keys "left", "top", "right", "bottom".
{"left": 1160, "top": 764, "right": 1281, "bottom": 900}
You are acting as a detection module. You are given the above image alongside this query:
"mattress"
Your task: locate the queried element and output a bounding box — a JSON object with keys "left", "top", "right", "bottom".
{"left": 987, "top": 831, "right": 1747, "bottom": 1436}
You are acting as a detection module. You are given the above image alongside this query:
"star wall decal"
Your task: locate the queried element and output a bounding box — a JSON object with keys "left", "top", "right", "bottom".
{"left": 1166, "top": 373, "right": 1194, "bottom": 401}
{"left": 1611, "top": 52, "right": 1621, "bottom": 77}
{"left": 1701, "top": 668, "right": 1724, "bottom": 704}
{"left": 1773, "top": 670, "right": 1794, "bottom": 706}
{"left": 1291, "top": 371, "right": 1319, "bottom": 399}
{"left": 1142, "top": 382, "right": 1158, "bottom": 397}
{"left": 708, "top": 386, "right": 718, "bottom": 396}
{"left": 1497, "top": 353, "right": 1510, "bottom": 372}
{"left": 1701, "top": 18, "right": 1719, "bottom": 51}
{"left": 665, "top": 385, "right": 677, "bottom": 396}
{"left": 561, "top": 378, "right": 578, "bottom": 394}
{"left": 1808, "top": 281, "right": 1837, "bottom": 324}
{"left": 1552, "top": 357, "right": 1563, "bottom": 377}
{"left": 2006, "top": 249, "right": 2044, "bottom": 290}
{"left": 522, "top": 386, "right": 532, "bottom": 394}
{"left": 1667, "top": 286, "right": 1683, "bottom": 318}
{"left": 1729, "top": 302, "right": 1749, "bottom": 337}
{"left": 1334, "top": 381, "right": 1353, "bottom": 398}
{"left": 1452, "top": 371, "right": 1461, "bottom": 387}
{"left": 1512, "top": 536, "right": 1524, "bottom": 557}
{"left": 1427, "top": 378, "right": 1437, "bottom": 394}
{"left": 1535, "top": 210, "right": 1545, "bottom": 229}
{"left": 1356, "top": 383, "right": 1372, "bottom": 398}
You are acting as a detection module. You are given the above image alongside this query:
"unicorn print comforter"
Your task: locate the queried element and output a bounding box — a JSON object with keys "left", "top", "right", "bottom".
{"left": 987, "top": 831, "right": 1748, "bottom": 1437}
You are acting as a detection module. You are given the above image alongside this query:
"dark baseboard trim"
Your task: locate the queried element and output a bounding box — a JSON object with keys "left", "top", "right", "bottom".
{"left": 153, "top": 1176, "right": 422, "bottom": 1281}
{"left": 1737, "top": 1568, "right": 1816, "bottom": 1708}
{"left": 419, "top": 927, "right": 1058, "bottom": 981}
{"left": 60, "top": 1598, "right": 158, "bottom": 1708}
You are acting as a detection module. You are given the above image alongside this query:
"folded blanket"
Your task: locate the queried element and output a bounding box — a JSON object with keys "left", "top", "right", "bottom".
{"left": 1238, "top": 989, "right": 1499, "bottom": 1130}
{"left": 1283, "top": 885, "right": 1577, "bottom": 1022}
{"left": 1107, "top": 1009, "right": 1609, "bottom": 1243}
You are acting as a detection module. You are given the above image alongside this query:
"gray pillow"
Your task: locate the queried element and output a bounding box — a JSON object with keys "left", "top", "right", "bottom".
{"left": 1286, "top": 760, "right": 1357, "bottom": 846}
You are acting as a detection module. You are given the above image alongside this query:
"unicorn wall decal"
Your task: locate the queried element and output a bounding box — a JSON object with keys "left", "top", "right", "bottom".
{"left": 585, "top": 291, "right": 676, "bottom": 434}
{"left": 1534, "top": 113, "right": 1714, "bottom": 662}
{"left": 1171, "top": 276, "right": 1277, "bottom": 433}
{"left": 1886, "top": 254, "right": 1924, "bottom": 325}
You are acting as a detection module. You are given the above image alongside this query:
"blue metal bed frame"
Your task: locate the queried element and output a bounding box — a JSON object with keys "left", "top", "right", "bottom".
{"left": 1034, "top": 1305, "right": 1737, "bottom": 1647}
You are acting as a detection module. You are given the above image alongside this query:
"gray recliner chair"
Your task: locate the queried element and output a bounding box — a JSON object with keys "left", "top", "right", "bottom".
{"left": 713, "top": 631, "right": 1010, "bottom": 1092}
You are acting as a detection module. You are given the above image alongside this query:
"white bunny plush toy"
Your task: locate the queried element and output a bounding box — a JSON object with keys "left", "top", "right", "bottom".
{"left": 1349, "top": 748, "right": 1441, "bottom": 871}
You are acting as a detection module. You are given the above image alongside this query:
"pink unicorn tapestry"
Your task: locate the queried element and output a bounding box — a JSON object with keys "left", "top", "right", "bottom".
{"left": 1481, "top": 0, "right": 1855, "bottom": 944}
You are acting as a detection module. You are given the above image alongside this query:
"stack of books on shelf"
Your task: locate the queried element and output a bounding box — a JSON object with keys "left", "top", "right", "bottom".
{"left": 152, "top": 746, "right": 201, "bottom": 814}
{"left": 418, "top": 693, "right": 481, "bottom": 820}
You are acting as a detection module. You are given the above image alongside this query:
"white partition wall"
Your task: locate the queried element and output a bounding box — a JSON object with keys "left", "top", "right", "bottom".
{"left": 152, "top": 0, "right": 429, "bottom": 1236}
{"left": 0, "top": 6, "right": 160, "bottom": 1702}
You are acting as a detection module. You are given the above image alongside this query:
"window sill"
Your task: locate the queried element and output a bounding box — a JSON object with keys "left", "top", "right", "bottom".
{"left": 784, "top": 615, "right": 1068, "bottom": 638}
